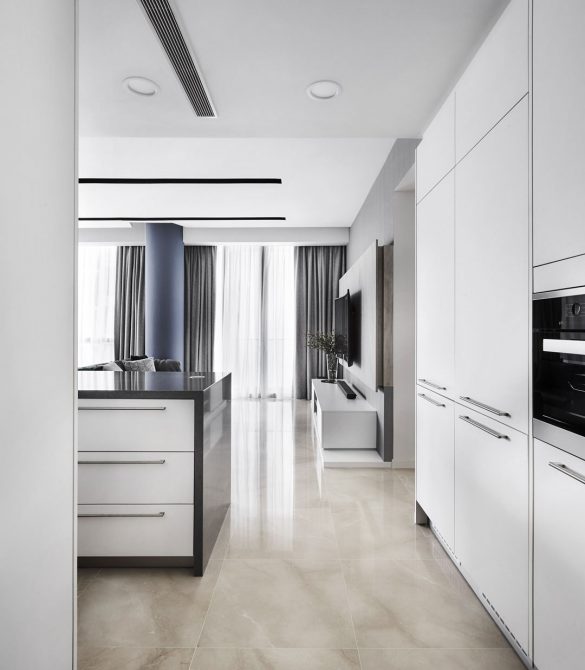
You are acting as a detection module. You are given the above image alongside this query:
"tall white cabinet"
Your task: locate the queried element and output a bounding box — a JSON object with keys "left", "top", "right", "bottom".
{"left": 415, "top": 0, "right": 530, "bottom": 662}
{"left": 416, "top": 172, "right": 455, "bottom": 396}
{"left": 530, "top": 3, "right": 585, "bottom": 666}
{"left": 455, "top": 98, "right": 530, "bottom": 435}
{"left": 533, "top": 0, "right": 585, "bottom": 267}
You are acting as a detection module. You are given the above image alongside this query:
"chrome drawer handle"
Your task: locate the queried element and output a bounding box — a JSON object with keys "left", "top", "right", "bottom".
{"left": 78, "top": 512, "right": 165, "bottom": 518}
{"left": 418, "top": 378, "right": 447, "bottom": 391}
{"left": 459, "top": 396, "right": 510, "bottom": 417}
{"left": 79, "top": 406, "right": 167, "bottom": 411}
{"left": 417, "top": 393, "right": 445, "bottom": 408}
{"left": 549, "top": 462, "right": 585, "bottom": 486}
{"left": 78, "top": 459, "right": 166, "bottom": 465}
{"left": 459, "top": 415, "right": 509, "bottom": 440}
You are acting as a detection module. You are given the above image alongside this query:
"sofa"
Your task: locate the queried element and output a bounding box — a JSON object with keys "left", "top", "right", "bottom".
{"left": 78, "top": 355, "right": 181, "bottom": 372}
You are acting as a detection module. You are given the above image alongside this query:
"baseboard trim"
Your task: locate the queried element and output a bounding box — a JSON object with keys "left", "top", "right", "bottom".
{"left": 391, "top": 460, "right": 415, "bottom": 469}
{"left": 78, "top": 556, "right": 194, "bottom": 569}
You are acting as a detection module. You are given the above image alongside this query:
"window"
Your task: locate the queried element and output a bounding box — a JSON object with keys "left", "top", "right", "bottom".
{"left": 214, "top": 245, "right": 295, "bottom": 398}
{"left": 78, "top": 245, "right": 116, "bottom": 367}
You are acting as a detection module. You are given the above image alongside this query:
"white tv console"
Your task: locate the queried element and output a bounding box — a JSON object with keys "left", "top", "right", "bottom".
{"left": 311, "top": 379, "right": 388, "bottom": 467}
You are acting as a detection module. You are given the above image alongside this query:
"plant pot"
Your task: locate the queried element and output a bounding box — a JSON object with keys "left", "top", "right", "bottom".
{"left": 327, "top": 354, "right": 338, "bottom": 381}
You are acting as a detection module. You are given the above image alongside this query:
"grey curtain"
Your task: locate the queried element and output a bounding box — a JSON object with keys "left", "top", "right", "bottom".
{"left": 184, "top": 246, "right": 216, "bottom": 371}
{"left": 294, "top": 246, "right": 346, "bottom": 399}
{"left": 114, "top": 246, "right": 145, "bottom": 360}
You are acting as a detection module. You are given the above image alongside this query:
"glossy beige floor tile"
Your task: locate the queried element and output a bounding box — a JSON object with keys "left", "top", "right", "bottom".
{"left": 191, "top": 648, "right": 361, "bottom": 670}
{"left": 359, "top": 648, "right": 527, "bottom": 670}
{"left": 77, "top": 400, "right": 526, "bottom": 670}
{"left": 227, "top": 506, "right": 338, "bottom": 559}
{"left": 78, "top": 647, "right": 194, "bottom": 670}
{"left": 78, "top": 568, "right": 100, "bottom": 597}
{"left": 198, "top": 558, "right": 356, "bottom": 648}
{"left": 332, "top": 501, "right": 440, "bottom": 560}
{"left": 77, "top": 562, "right": 222, "bottom": 648}
{"left": 324, "top": 469, "right": 414, "bottom": 510}
{"left": 342, "top": 559, "right": 506, "bottom": 649}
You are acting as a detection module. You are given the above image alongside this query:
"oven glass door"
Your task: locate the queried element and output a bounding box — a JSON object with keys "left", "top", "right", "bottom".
{"left": 534, "top": 291, "right": 585, "bottom": 437}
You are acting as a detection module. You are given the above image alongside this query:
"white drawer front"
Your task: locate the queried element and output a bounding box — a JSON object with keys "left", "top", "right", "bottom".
{"left": 78, "top": 452, "right": 194, "bottom": 504}
{"left": 77, "top": 504, "right": 193, "bottom": 556}
{"left": 78, "top": 398, "right": 194, "bottom": 452}
{"left": 534, "top": 439, "right": 585, "bottom": 670}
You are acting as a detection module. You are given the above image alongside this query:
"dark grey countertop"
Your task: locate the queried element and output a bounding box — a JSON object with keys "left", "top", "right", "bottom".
{"left": 78, "top": 371, "right": 230, "bottom": 399}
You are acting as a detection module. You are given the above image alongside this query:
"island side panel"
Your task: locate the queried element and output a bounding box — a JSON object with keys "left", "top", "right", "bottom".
{"left": 194, "top": 374, "right": 231, "bottom": 575}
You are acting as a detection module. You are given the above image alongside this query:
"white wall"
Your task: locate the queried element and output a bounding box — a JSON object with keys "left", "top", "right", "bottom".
{"left": 0, "top": 2, "right": 76, "bottom": 668}
{"left": 79, "top": 224, "right": 349, "bottom": 246}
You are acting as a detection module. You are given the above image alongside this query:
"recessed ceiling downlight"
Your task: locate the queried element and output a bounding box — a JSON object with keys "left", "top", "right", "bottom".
{"left": 306, "top": 80, "right": 341, "bottom": 100}
{"left": 123, "top": 76, "right": 159, "bottom": 97}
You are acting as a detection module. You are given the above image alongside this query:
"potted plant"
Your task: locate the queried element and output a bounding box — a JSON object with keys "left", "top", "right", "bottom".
{"left": 306, "top": 331, "right": 338, "bottom": 382}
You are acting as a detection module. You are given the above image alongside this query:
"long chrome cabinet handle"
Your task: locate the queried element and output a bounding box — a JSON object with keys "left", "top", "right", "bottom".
{"left": 459, "top": 415, "right": 509, "bottom": 440}
{"left": 549, "top": 462, "right": 585, "bottom": 486}
{"left": 459, "top": 396, "right": 510, "bottom": 417}
{"left": 417, "top": 393, "right": 445, "bottom": 408}
{"left": 418, "top": 378, "right": 447, "bottom": 391}
{"left": 78, "top": 512, "right": 166, "bottom": 518}
{"left": 78, "top": 406, "right": 167, "bottom": 411}
{"left": 78, "top": 459, "right": 166, "bottom": 465}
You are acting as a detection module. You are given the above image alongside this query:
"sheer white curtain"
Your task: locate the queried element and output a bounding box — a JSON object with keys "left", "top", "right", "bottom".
{"left": 78, "top": 245, "right": 117, "bottom": 366}
{"left": 214, "top": 245, "right": 295, "bottom": 398}
{"left": 262, "top": 246, "right": 295, "bottom": 397}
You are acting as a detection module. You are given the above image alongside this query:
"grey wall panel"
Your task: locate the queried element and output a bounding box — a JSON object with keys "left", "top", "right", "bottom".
{"left": 392, "top": 192, "right": 416, "bottom": 467}
{"left": 347, "top": 139, "right": 419, "bottom": 266}
{"left": 346, "top": 139, "right": 418, "bottom": 463}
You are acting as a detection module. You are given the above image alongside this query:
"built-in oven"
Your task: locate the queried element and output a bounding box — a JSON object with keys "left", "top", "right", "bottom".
{"left": 534, "top": 286, "right": 585, "bottom": 459}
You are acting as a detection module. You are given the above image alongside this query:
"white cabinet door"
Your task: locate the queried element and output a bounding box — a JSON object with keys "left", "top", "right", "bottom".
{"left": 533, "top": 0, "right": 585, "bottom": 266}
{"left": 455, "top": 98, "right": 529, "bottom": 434}
{"left": 416, "top": 93, "right": 455, "bottom": 202}
{"left": 416, "top": 387, "right": 455, "bottom": 550}
{"left": 534, "top": 439, "right": 585, "bottom": 670}
{"left": 455, "top": 0, "right": 528, "bottom": 161}
{"left": 455, "top": 409, "right": 529, "bottom": 652}
{"left": 416, "top": 171, "right": 455, "bottom": 397}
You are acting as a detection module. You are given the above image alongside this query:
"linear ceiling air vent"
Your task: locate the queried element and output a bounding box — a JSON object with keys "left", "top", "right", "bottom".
{"left": 139, "top": 0, "right": 216, "bottom": 117}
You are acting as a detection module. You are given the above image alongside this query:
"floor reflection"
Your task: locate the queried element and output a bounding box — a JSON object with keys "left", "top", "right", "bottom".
{"left": 230, "top": 400, "right": 300, "bottom": 552}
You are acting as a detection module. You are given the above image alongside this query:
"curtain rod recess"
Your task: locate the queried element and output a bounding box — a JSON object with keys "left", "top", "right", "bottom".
{"left": 79, "top": 178, "right": 282, "bottom": 185}
{"left": 78, "top": 217, "right": 287, "bottom": 222}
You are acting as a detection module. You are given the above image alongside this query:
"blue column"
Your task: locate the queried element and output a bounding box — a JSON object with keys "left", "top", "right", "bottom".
{"left": 145, "top": 223, "right": 184, "bottom": 367}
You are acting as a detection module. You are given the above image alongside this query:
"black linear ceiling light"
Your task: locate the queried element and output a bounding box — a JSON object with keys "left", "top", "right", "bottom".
{"left": 138, "top": 0, "right": 216, "bottom": 117}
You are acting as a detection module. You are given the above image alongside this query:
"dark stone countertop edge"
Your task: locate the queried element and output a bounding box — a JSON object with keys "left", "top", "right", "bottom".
{"left": 78, "top": 371, "right": 231, "bottom": 400}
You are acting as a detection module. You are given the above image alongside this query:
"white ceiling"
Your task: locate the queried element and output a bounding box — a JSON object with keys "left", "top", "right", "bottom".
{"left": 79, "top": 137, "right": 394, "bottom": 227}
{"left": 78, "top": 0, "right": 508, "bottom": 230}
{"left": 79, "top": 0, "right": 509, "bottom": 138}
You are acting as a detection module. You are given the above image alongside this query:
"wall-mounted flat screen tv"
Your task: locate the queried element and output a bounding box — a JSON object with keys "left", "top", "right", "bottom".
{"left": 335, "top": 290, "right": 354, "bottom": 366}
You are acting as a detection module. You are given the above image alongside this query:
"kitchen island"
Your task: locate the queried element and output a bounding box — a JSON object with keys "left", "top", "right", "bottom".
{"left": 77, "top": 371, "right": 231, "bottom": 576}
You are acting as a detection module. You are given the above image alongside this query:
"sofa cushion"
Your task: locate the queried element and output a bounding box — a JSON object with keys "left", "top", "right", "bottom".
{"left": 123, "top": 357, "right": 156, "bottom": 372}
{"left": 102, "top": 361, "right": 124, "bottom": 371}
{"left": 154, "top": 358, "right": 181, "bottom": 372}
